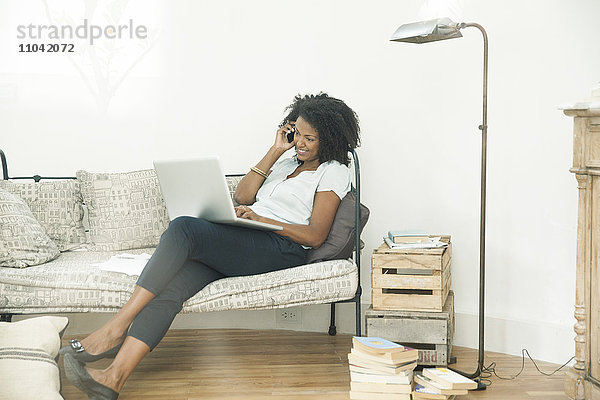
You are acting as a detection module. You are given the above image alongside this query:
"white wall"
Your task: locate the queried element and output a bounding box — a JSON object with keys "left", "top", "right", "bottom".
{"left": 2, "top": 0, "right": 600, "bottom": 365}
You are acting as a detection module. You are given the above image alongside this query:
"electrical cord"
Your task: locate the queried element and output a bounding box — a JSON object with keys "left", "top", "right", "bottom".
{"left": 474, "top": 349, "right": 575, "bottom": 387}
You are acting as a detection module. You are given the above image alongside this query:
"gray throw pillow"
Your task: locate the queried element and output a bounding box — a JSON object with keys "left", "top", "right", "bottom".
{"left": 306, "top": 191, "right": 369, "bottom": 263}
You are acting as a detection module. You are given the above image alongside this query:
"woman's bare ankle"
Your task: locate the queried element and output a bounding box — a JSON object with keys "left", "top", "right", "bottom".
{"left": 79, "top": 326, "right": 127, "bottom": 355}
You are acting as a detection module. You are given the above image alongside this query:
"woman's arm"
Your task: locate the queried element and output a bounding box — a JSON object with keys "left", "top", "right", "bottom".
{"left": 236, "top": 190, "right": 341, "bottom": 248}
{"left": 233, "top": 123, "right": 295, "bottom": 205}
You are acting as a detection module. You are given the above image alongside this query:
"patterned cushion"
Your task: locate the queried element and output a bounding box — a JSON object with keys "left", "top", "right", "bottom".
{"left": 0, "top": 316, "right": 68, "bottom": 400}
{"left": 0, "top": 180, "right": 86, "bottom": 251}
{"left": 226, "top": 175, "right": 244, "bottom": 206}
{"left": 0, "top": 249, "right": 358, "bottom": 314}
{"left": 77, "top": 169, "right": 170, "bottom": 251}
{"left": 0, "top": 188, "right": 60, "bottom": 268}
{"left": 183, "top": 258, "right": 358, "bottom": 312}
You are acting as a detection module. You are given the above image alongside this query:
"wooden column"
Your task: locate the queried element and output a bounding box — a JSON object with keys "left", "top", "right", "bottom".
{"left": 564, "top": 84, "right": 600, "bottom": 400}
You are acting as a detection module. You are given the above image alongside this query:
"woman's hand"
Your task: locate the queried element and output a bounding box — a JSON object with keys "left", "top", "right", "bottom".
{"left": 235, "top": 205, "right": 263, "bottom": 221}
{"left": 274, "top": 122, "right": 296, "bottom": 153}
{"left": 233, "top": 123, "right": 295, "bottom": 206}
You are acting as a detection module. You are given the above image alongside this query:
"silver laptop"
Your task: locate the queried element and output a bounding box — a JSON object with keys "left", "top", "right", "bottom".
{"left": 153, "top": 157, "right": 282, "bottom": 231}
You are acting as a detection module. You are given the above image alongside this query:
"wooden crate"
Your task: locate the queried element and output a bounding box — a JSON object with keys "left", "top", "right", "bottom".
{"left": 371, "top": 236, "right": 451, "bottom": 312}
{"left": 365, "top": 291, "right": 455, "bottom": 367}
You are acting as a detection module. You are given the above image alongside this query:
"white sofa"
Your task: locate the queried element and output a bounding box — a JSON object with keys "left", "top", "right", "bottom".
{"left": 0, "top": 149, "right": 366, "bottom": 335}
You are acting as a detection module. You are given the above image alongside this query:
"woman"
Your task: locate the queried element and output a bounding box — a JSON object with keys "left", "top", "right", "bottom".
{"left": 61, "top": 93, "right": 361, "bottom": 399}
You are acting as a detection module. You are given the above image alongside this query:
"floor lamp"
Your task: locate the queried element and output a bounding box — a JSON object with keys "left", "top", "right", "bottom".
{"left": 390, "top": 18, "right": 489, "bottom": 389}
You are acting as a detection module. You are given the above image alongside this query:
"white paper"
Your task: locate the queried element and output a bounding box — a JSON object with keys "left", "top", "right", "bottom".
{"left": 93, "top": 253, "right": 151, "bottom": 276}
{"left": 384, "top": 236, "right": 448, "bottom": 249}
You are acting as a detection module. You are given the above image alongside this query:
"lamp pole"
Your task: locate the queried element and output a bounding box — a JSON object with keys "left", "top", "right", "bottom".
{"left": 453, "top": 22, "right": 488, "bottom": 385}
{"left": 390, "top": 19, "right": 489, "bottom": 387}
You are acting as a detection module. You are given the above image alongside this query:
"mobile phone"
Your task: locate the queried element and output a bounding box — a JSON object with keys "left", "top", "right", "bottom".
{"left": 286, "top": 126, "right": 296, "bottom": 143}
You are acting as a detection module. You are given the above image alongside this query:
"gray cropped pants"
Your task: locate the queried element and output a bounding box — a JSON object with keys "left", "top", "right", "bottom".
{"left": 127, "top": 216, "right": 306, "bottom": 350}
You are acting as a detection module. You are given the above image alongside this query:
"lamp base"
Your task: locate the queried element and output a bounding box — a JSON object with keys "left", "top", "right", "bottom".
{"left": 474, "top": 379, "right": 488, "bottom": 391}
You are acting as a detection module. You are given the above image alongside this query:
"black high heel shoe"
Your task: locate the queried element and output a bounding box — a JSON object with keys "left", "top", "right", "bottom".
{"left": 59, "top": 339, "right": 123, "bottom": 363}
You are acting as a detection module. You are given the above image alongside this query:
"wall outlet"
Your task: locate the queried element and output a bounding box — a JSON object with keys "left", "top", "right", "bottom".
{"left": 276, "top": 307, "right": 301, "bottom": 324}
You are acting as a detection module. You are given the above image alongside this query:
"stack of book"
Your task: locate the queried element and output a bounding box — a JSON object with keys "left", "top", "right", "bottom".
{"left": 413, "top": 367, "right": 478, "bottom": 399}
{"left": 348, "top": 336, "right": 418, "bottom": 400}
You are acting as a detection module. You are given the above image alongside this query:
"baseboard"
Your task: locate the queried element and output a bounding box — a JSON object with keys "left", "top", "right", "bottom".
{"left": 174, "top": 302, "right": 363, "bottom": 335}
{"left": 36, "top": 302, "right": 364, "bottom": 338}
{"left": 453, "top": 311, "right": 575, "bottom": 366}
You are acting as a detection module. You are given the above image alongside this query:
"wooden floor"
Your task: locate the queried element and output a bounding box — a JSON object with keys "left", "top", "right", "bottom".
{"left": 59, "top": 329, "right": 570, "bottom": 399}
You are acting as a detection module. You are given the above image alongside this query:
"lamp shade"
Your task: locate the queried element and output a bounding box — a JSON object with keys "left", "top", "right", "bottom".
{"left": 390, "top": 17, "right": 462, "bottom": 43}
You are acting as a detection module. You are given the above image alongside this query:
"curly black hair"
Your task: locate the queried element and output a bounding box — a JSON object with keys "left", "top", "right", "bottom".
{"left": 280, "top": 93, "right": 360, "bottom": 166}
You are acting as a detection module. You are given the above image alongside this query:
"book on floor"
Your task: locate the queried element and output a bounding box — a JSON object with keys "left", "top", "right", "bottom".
{"left": 348, "top": 353, "right": 417, "bottom": 375}
{"left": 349, "top": 364, "right": 412, "bottom": 377}
{"left": 352, "top": 336, "right": 405, "bottom": 355}
{"left": 348, "top": 336, "right": 417, "bottom": 399}
{"left": 412, "top": 384, "right": 457, "bottom": 399}
{"left": 349, "top": 370, "right": 412, "bottom": 385}
{"left": 414, "top": 373, "right": 469, "bottom": 396}
{"left": 422, "top": 367, "right": 478, "bottom": 390}
{"left": 350, "top": 346, "right": 419, "bottom": 365}
{"left": 350, "top": 390, "right": 411, "bottom": 400}
{"left": 350, "top": 381, "right": 411, "bottom": 394}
